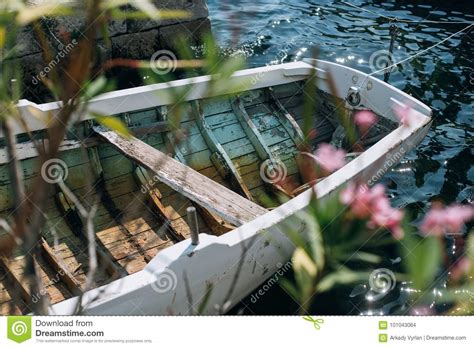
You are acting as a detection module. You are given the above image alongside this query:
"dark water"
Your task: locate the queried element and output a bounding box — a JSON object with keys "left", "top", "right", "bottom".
{"left": 207, "top": 0, "right": 474, "bottom": 314}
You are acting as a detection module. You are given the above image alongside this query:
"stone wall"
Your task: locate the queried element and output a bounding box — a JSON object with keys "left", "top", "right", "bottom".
{"left": 9, "top": 0, "right": 211, "bottom": 102}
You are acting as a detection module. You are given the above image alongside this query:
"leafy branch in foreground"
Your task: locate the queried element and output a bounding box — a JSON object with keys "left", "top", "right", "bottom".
{"left": 279, "top": 107, "right": 473, "bottom": 315}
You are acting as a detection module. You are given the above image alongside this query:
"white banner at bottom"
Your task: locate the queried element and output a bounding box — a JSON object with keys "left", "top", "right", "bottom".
{"left": 0, "top": 316, "right": 472, "bottom": 347}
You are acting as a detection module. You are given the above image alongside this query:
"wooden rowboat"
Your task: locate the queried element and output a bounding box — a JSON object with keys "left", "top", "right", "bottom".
{"left": 0, "top": 59, "right": 431, "bottom": 315}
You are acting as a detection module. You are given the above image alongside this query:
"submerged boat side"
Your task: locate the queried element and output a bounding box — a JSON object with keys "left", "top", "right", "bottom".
{"left": 0, "top": 60, "right": 431, "bottom": 315}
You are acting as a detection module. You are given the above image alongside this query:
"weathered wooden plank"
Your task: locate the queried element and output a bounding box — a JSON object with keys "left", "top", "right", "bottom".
{"left": 106, "top": 230, "right": 173, "bottom": 259}
{"left": 134, "top": 132, "right": 165, "bottom": 147}
{"left": 232, "top": 97, "right": 274, "bottom": 161}
{"left": 271, "top": 139, "right": 298, "bottom": 160}
{"left": 163, "top": 103, "right": 195, "bottom": 122}
{"left": 268, "top": 88, "right": 306, "bottom": 147}
{"left": 270, "top": 81, "right": 304, "bottom": 100}
{"left": 231, "top": 96, "right": 298, "bottom": 197}
{"left": 184, "top": 149, "right": 213, "bottom": 171}
{"left": 200, "top": 98, "right": 233, "bottom": 116}
{"left": 39, "top": 238, "right": 82, "bottom": 293}
{"left": 0, "top": 276, "right": 27, "bottom": 315}
{"left": 99, "top": 153, "right": 135, "bottom": 179}
{"left": 177, "top": 134, "right": 209, "bottom": 157}
{"left": 195, "top": 206, "right": 233, "bottom": 236}
{"left": 206, "top": 112, "right": 239, "bottom": 128}
{"left": 198, "top": 84, "right": 299, "bottom": 117}
{"left": 180, "top": 119, "right": 201, "bottom": 137}
{"left": 41, "top": 206, "right": 117, "bottom": 287}
{"left": 276, "top": 94, "right": 304, "bottom": 111}
{"left": 96, "top": 214, "right": 175, "bottom": 274}
{"left": 0, "top": 157, "right": 40, "bottom": 182}
{"left": 211, "top": 122, "right": 247, "bottom": 145}
{"left": 96, "top": 217, "right": 160, "bottom": 246}
{"left": 0, "top": 257, "right": 30, "bottom": 304}
{"left": 93, "top": 126, "right": 268, "bottom": 226}
{"left": 126, "top": 108, "right": 161, "bottom": 127}
{"left": 166, "top": 151, "right": 235, "bottom": 237}
{"left": 34, "top": 256, "right": 72, "bottom": 304}
{"left": 134, "top": 166, "right": 189, "bottom": 240}
{"left": 261, "top": 127, "right": 293, "bottom": 147}
{"left": 252, "top": 113, "right": 281, "bottom": 132}
{"left": 0, "top": 254, "right": 73, "bottom": 306}
{"left": 157, "top": 165, "right": 226, "bottom": 200}
{"left": 222, "top": 138, "right": 255, "bottom": 160}
{"left": 191, "top": 101, "right": 254, "bottom": 201}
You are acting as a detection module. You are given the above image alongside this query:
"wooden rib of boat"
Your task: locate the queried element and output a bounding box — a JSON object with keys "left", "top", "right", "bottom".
{"left": 0, "top": 59, "right": 431, "bottom": 315}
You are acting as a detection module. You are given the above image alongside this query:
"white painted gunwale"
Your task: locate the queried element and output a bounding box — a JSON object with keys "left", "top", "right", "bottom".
{"left": 9, "top": 60, "right": 431, "bottom": 315}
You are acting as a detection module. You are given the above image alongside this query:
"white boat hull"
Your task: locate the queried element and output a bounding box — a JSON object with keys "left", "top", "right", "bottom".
{"left": 32, "top": 60, "right": 432, "bottom": 315}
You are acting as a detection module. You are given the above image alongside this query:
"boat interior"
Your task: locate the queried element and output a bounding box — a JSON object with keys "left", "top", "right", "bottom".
{"left": 0, "top": 80, "right": 398, "bottom": 314}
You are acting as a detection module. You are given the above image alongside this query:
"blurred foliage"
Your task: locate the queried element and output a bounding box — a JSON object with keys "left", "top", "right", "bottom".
{"left": 281, "top": 188, "right": 472, "bottom": 314}
{"left": 281, "top": 192, "right": 392, "bottom": 313}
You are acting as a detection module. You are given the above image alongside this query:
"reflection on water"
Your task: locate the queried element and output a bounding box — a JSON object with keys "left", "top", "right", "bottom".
{"left": 209, "top": 0, "right": 474, "bottom": 315}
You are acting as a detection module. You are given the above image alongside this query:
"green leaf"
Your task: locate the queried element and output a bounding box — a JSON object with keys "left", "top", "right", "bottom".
{"left": 467, "top": 231, "right": 474, "bottom": 260}
{"left": 285, "top": 228, "right": 309, "bottom": 250}
{"left": 0, "top": 26, "right": 5, "bottom": 49}
{"left": 105, "top": 1, "right": 189, "bottom": 20}
{"left": 83, "top": 76, "right": 115, "bottom": 100}
{"left": 203, "top": 35, "right": 219, "bottom": 73}
{"left": 303, "top": 212, "right": 325, "bottom": 272}
{"left": 215, "top": 56, "right": 246, "bottom": 80}
{"left": 205, "top": 78, "right": 250, "bottom": 97}
{"left": 109, "top": 8, "right": 189, "bottom": 20}
{"left": 100, "top": 21, "right": 111, "bottom": 47}
{"left": 16, "top": 3, "right": 73, "bottom": 25}
{"left": 316, "top": 268, "right": 370, "bottom": 293}
{"left": 341, "top": 251, "right": 382, "bottom": 264}
{"left": 93, "top": 113, "right": 131, "bottom": 138}
{"left": 293, "top": 248, "right": 317, "bottom": 278}
{"left": 401, "top": 234, "right": 442, "bottom": 290}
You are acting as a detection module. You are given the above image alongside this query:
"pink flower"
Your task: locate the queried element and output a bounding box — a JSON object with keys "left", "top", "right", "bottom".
{"left": 312, "top": 143, "right": 346, "bottom": 174}
{"left": 354, "top": 110, "right": 377, "bottom": 130}
{"left": 341, "top": 183, "right": 373, "bottom": 218}
{"left": 444, "top": 205, "right": 474, "bottom": 234}
{"left": 340, "top": 182, "right": 356, "bottom": 204}
{"left": 340, "top": 183, "right": 404, "bottom": 239}
{"left": 370, "top": 201, "right": 404, "bottom": 239}
{"left": 420, "top": 204, "right": 474, "bottom": 236}
{"left": 393, "top": 104, "right": 412, "bottom": 127}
